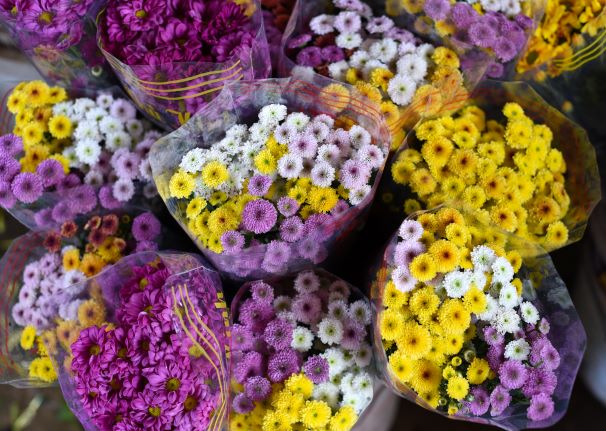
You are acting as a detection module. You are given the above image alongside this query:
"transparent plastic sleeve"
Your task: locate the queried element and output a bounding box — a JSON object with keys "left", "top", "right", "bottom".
{"left": 370, "top": 205, "right": 586, "bottom": 430}
{"left": 229, "top": 268, "right": 376, "bottom": 430}
{"left": 380, "top": 79, "right": 601, "bottom": 252}
{"left": 44, "top": 251, "right": 230, "bottom": 431}
{"left": 97, "top": 0, "right": 272, "bottom": 130}
{"left": 149, "top": 76, "right": 390, "bottom": 281}
{"left": 0, "top": 0, "right": 115, "bottom": 88}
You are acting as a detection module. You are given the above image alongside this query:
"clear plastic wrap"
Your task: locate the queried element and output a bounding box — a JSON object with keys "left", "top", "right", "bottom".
{"left": 229, "top": 268, "right": 375, "bottom": 430}
{"left": 370, "top": 205, "right": 586, "bottom": 430}
{"left": 45, "top": 251, "right": 230, "bottom": 431}
{"left": 97, "top": 0, "right": 272, "bottom": 130}
{"left": 0, "top": 0, "right": 114, "bottom": 88}
{"left": 149, "top": 77, "right": 390, "bottom": 280}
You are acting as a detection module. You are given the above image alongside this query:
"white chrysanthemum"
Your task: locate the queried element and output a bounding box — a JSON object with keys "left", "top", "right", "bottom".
{"left": 74, "top": 120, "right": 101, "bottom": 143}
{"left": 492, "top": 256, "right": 514, "bottom": 283}
{"left": 328, "top": 60, "right": 350, "bottom": 81}
{"left": 480, "top": 0, "right": 503, "bottom": 12}
{"left": 505, "top": 339, "right": 530, "bottom": 361}
{"left": 112, "top": 178, "right": 135, "bottom": 202}
{"left": 259, "top": 104, "right": 288, "bottom": 125}
{"left": 328, "top": 300, "right": 349, "bottom": 320}
{"left": 443, "top": 271, "right": 471, "bottom": 298}
{"left": 356, "top": 143, "right": 385, "bottom": 169}
{"left": 99, "top": 116, "right": 123, "bottom": 135}
{"left": 340, "top": 372, "right": 356, "bottom": 393}
{"left": 494, "top": 307, "right": 521, "bottom": 334}
{"left": 73, "top": 97, "right": 96, "bottom": 114}
{"left": 139, "top": 158, "right": 153, "bottom": 181}
{"left": 63, "top": 270, "right": 86, "bottom": 288}
{"left": 313, "top": 382, "right": 340, "bottom": 409}
{"left": 416, "top": 43, "right": 436, "bottom": 63}
{"left": 180, "top": 148, "right": 206, "bottom": 173}
{"left": 316, "top": 144, "right": 341, "bottom": 167}
{"left": 106, "top": 131, "right": 132, "bottom": 151}
{"left": 225, "top": 124, "right": 248, "bottom": 140}
{"left": 349, "top": 50, "right": 371, "bottom": 69}
{"left": 396, "top": 53, "right": 428, "bottom": 82}
{"left": 278, "top": 153, "right": 304, "bottom": 179}
{"left": 342, "top": 349, "right": 356, "bottom": 368}
{"left": 314, "top": 114, "right": 335, "bottom": 128}
{"left": 471, "top": 245, "right": 497, "bottom": 272}
{"left": 75, "top": 139, "right": 101, "bottom": 165}
{"left": 248, "top": 122, "right": 270, "bottom": 143}
{"left": 348, "top": 184, "right": 371, "bottom": 206}
{"left": 217, "top": 137, "right": 240, "bottom": 156}
{"left": 398, "top": 41, "right": 416, "bottom": 55}
{"left": 52, "top": 101, "right": 72, "bottom": 117}
{"left": 306, "top": 121, "right": 330, "bottom": 143}
{"left": 62, "top": 147, "right": 80, "bottom": 168}
{"left": 469, "top": 270, "right": 487, "bottom": 290}
{"left": 349, "top": 299, "right": 371, "bottom": 326}
{"left": 348, "top": 125, "right": 371, "bottom": 149}
{"left": 369, "top": 38, "right": 398, "bottom": 63}
{"left": 353, "top": 372, "right": 373, "bottom": 392}
{"left": 499, "top": 283, "right": 519, "bottom": 308}
{"left": 323, "top": 347, "right": 347, "bottom": 376}
{"left": 310, "top": 14, "right": 335, "bottom": 35}
{"left": 96, "top": 93, "right": 113, "bottom": 109}
{"left": 502, "top": 0, "right": 521, "bottom": 16}
{"left": 391, "top": 265, "right": 417, "bottom": 293}
{"left": 311, "top": 161, "right": 336, "bottom": 188}
{"left": 318, "top": 317, "right": 344, "bottom": 345}
{"left": 286, "top": 112, "right": 311, "bottom": 131}
{"left": 126, "top": 119, "right": 144, "bottom": 139}
{"left": 336, "top": 32, "right": 363, "bottom": 49}
{"left": 477, "top": 295, "right": 498, "bottom": 321}
{"left": 342, "top": 391, "right": 370, "bottom": 414}
{"left": 520, "top": 301, "right": 540, "bottom": 325}
{"left": 387, "top": 74, "right": 417, "bottom": 106}
{"left": 354, "top": 342, "right": 373, "bottom": 367}
{"left": 85, "top": 107, "right": 108, "bottom": 123}
{"left": 84, "top": 170, "right": 104, "bottom": 187}
{"left": 291, "top": 326, "right": 314, "bottom": 352}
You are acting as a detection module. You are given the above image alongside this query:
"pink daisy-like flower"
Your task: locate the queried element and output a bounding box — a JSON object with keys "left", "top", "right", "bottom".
{"left": 242, "top": 199, "right": 278, "bottom": 234}
{"left": 280, "top": 217, "right": 305, "bottom": 243}
{"left": 339, "top": 159, "right": 371, "bottom": 190}
{"left": 288, "top": 133, "right": 318, "bottom": 159}
{"left": 221, "top": 230, "right": 245, "bottom": 254}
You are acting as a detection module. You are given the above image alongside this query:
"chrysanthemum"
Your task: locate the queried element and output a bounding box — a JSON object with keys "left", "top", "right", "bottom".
{"left": 410, "top": 359, "right": 442, "bottom": 394}
{"left": 438, "top": 299, "right": 470, "bottom": 334}
{"left": 388, "top": 350, "right": 414, "bottom": 383}
{"left": 429, "top": 240, "right": 460, "bottom": 273}
{"left": 387, "top": 74, "right": 417, "bottom": 106}
{"left": 396, "top": 322, "right": 432, "bottom": 359}
{"left": 307, "top": 186, "right": 338, "bottom": 213}
{"left": 379, "top": 309, "right": 403, "bottom": 341}
{"left": 409, "top": 253, "right": 437, "bottom": 282}
{"left": 463, "top": 286, "right": 487, "bottom": 314}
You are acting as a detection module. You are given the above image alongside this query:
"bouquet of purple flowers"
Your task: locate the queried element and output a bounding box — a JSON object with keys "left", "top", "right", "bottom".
{"left": 0, "top": 0, "right": 114, "bottom": 87}
{"left": 229, "top": 269, "right": 375, "bottom": 430}
{"left": 97, "top": 0, "right": 272, "bottom": 130}
{"left": 44, "top": 251, "right": 230, "bottom": 431}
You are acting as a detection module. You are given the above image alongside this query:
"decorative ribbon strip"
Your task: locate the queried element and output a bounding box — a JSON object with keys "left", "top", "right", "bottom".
{"left": 0, "top": 86, "right": 15, "bottom": 134}
{"left": 552, "top": 21, "right": 606, "bottom": 72}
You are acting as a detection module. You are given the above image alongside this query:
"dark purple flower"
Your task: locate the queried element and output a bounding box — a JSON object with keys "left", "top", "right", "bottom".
{"left": 244, "top": 376, "right": 271, "bottom": 402}
{"left": 423, "top": 0, "right": 450, "bottom": 21}
{"left": 523, "top": 368, "right": 558, "bottom": 397}
{"left": 267, "top": 349, "right": 300, "bottom": 382}
{"left": 0, "top": 134, "right": 23, "bottom": 157}
{"left": 292, "top": 293, "right": 322, "bottom": 325}
{"left": 499, "top": 360, "right": 528, "bottom": 390}
{"left": 303, "top": 355, "right": 329, "bottom": 384}
{"left": 231, "top": 324, "right": 255, "bottom": 352}
{"left": 486, "top": 61, "right": 505, "bottom": 78}
{"left": 242, "top": 199, "right": 278, "bottom": 234}
{"left": 490, "top": 385, "right": 511, "bottom": 416}
{"left": 238, "top": 299, "right": 275, "bottom": 332}
{"left": 527, "top": 393, "right": 555, "bottom": 422}
{"left": 71, "top": 325, "right": 114, "bottom": 373}
{"left": 56, "top": 173, "right": 81, "bottom": 193}
{"left": 232, "top": 393, "right": 254, "bottom": 414}
{"left": 264, "top": 318, "right": 294, "bottom": 351}
{"left": 116, "top": 0, "right": 167, "bottom": 32}
{"left": 68, "top": 185, "right": 98, "bottom": 214}
{"left": 51, "top": 201, "right": 74, "bottom": 223}
{"left": 515, "top": 13, "right": 534, "bottom": 30}
{"left": 146, "top": 360, "right": 193, "bottom": 403}
{"left": 296, "top": 46, "right": 324, "bottom": 68}
{"left": 340, "top": 318, "right": 365, "bottom": 351}
{"left": 280, "top": 217, "right": 305, "bottom": 243}
{"left": 234, "top": 351, "right": 264, "bottom": 384}
{"left": 0, "top": 153, "right": 19, "bottom": 182}
{"left": 132, "top": 212, "right": 161, "bottom": 241}
{"left": 35, "top": 159, "right": 65, "bottom": 187}
{"left": 321, "top": 46, "right": 345, "bottom": 62}
{"left": 131, "top": 386, "right": 178, "bottom": 429}
{"left": 11, "top": 172, "right": 43, "bottom": 203}
{"left": 288, "top": 33, "right": 312, "bottom": 49}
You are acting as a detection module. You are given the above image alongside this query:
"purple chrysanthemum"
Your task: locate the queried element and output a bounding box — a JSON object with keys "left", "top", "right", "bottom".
{"left": 469, "top": 387, "right": 490, "bottom": 415}
{"left": 493, "top": 37, "right": 518, "bottom": 62}
{"left": 277, "top": 197, "right": 299, "bottom": 217}
{"left": 340, "top": 318, "right": 366, "bottom": 350}
{"left": 51, "top": 201, "right": 73, "bottom": 223}
{"left": 221, "top": 230, "right": 245, "bottom": 254}
{"left": 486, "top": 61, "right": 505, "bottom": 78}
{"left": 288, "top": 33, "right": 312, "bottom": 49}
{"left": 238, "top": 300, "right": 275, "bottom": 332}
{"left": 248, "top": 174, "right": 272, "bottom": 196}
{"left": 515, "top": 13, "right": 533, "bottom": 30}
{"left": 0, "top": 153, "right": 19, "bottom": 182}
{"left": 523, "top": 368, "right": 557, "bottom": 397}
{"left": 303, "top": 355, "right": 330, "bottom": 384}
{"left": 296, "top": 46, "right": 323, "bottom": 67}
{"left": 244, "top": 376, "right": 271, "bottom": 402}
{"left": 35, "top": 159, "right": 65, "bottom": 188}
{"left": 423, "top": 0, "right": 450, "bottom": 21}
{"left": 487, "top": 343, "right": 504, "bottom": 372}
{"left": 540, "top": 343, "right": 561, "bottom": 370}
{"left": 499, "top": 360, "right": 528, "bottom": 390}
{"left": 469, "top": 22, "right": 497, "bottom": 49}
{"left": 483, "top": 326, "right": 505, "bottom": 346}
{"left": 527, "top": 393, "right": 555, "bottom": 422}
{"left": 450, "top": 3, "right": 477, "bottom": 28}
{"left": 339, "top": 159, "right": 371, "bottom": 190}
{"left": 0, "top": 134, "right": 23, "bottom": 157}
{"left": 0, "top": 181, "right": 15, "bottom": 208}
{"left": 490, "top": 385, "right": 511, "bottom": 416}
{"left": 263, "top": 318, "right": 294, "bottom": 351}
{"left": 132, "top": 212, "right": 161, "bottom": 241}
{"left": 232, "top": 393, "right": 254, "bottom": 414}
{"left": 393, "top": 241, "right": 425, "bottom": 267}
{"left": 366, "top": 15, "right": 394, "bottom": 33}
{"left": 242, "top": 199, "right": 278, "bottom": 234}
{"left": 231, "top": 324, "right": 255, "bottom": 352}
{"left": 33, "top": 208, "right": 53, "bottom": 228}
{"left": 234, "top": 351, "right": 265, "bottom": 384}
{"left": 68, "top": 185, "right": 98, "bottom": 214}
{"left": 321, "top": 45, "right": 345, "bottom": 62}
{"left": 11, "top": 172, "right": 43, "bottom": 204}
{"left": 292, "top": 293, "right": 322, "bottom": 325}
{"left": 99, "top": 185, "right": 122, "bottom": 209}
{"left": 267, "top": 349, "right": 300, "bottom": 382}
{"left": 251, "top": 281, "right": 274, "bottom": 305}
{"left": 262, "top": 240, "right": 291, "bottom": 273}
{"left": 280, "top": 217, "right": 305, "bottom": 243}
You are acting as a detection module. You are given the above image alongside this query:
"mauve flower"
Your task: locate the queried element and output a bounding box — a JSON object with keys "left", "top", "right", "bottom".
{"left": 486, "top": 61, "right": 505, "bottom": 78}
{"left": 71, "top": 325, "right": 114, "bottom": 373}
{"left": 248, "top": 174, "right": 272, "bottom": 196}
{"left": 0, "top": 181, "right": 15, "bottom": 208}
{"left": 523, "top": 368, "right": 558, "bottom": 397}
{"left": 498, "top": 360, "right": 528, "bottom": 390}
{"left": 450, "top": 3, "right": 477, "bottom": 28}
{"left": 469, "top": 21, "right": 497, "bottom": 49}
{"left": 146, "top": 360, "right": 194, "bottom": 403}
{"left": 232, "top": 393, "right": 254, "bottom": 414}
{"left": 263, "top": 318, "right": 294, "bottom": 351}
{"left": 116, "top": 0, "right": 167, "bottom": 32}
{"left": 0, "top": 134, "right": 23, "bottom": 157}
{"left": 11, "top": 172, "right": 43, "bottom": 203}
{"left": 239, "top": 300, "right": 275, "bottom": 332}
{"left": 267, "top": 349, "right": 300, "bottom": 382}
{"left": 490, "top": 385, "right": 511, "bottom": 416}
{"left": 99, "top": 185, "right": 122, "bottom": 209}
{"left": 0, "top": 153, "right": 20, "bottom": 182}
{"left": 251, "top": 282, "right": 274, "bottom": 305}
{"left": 423, "top": 0, "right": 450, "bottom": 21}
{"left": 244, "top": 376, "right": 271, "bottom": 402}
{"left": 292, "top": 293, "right": 322, "bottom": 325}
{"left": 35, "top": 159, "right": 65, "bottom": 187}
{"left": 527, "top": 393, "right": 555, "bottom": 422}
{"left": 296, "top": 46, "right": 324, "bottom": 67}
{"left": 493, "top": 37, "right": 518, "bottom": 62}
{"left": 231, "top": 324, "right": 255, "bottom": 351}
{"left": 242, "top": 199, "right": 278, "bottom": 234}
{"left": 321, "top": 45, "right": 345, "bottom": 62}
{"left": 173, "top": 382, "right": 214, "bottom": 429}
{"left": 469, "top": 387, "right": 490, "bottom": 415}
{"left": 67, "top": 184, "right": 98, "bottom": 214}
{"left": 132, "top": 212, "right": 161, "bottom": 241}
{"left": 201, "top": 1, "right": 249, "bottom": 44}
{"left": 303, "top": 355, "right": 329, "bottom": 384}
{"left": 34, "top": 208, "right": 54, "bottom": 228}
{"left": 131, "top": 387, "right": 178, "bottom": 429}
{"left": 221, "top": 230, "right": 245, "bottom": 254}
{"left": 234, "top": 351, "right": 264, "bottom": 384}
{"left": 515, "top": 13, "right": 534, "bottom": 30}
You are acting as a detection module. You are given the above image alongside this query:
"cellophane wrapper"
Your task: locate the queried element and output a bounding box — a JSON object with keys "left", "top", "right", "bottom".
{"left": 280, "top": 0, "right": 489, "bottom": 148}
{"left": 0, "top": 0, "right": 115, "bottom": 88}
{"left": 149, "top": 77, "right": 391, "bottom": 281}
{"left": 0, "top": 82, "right": 164, "bottom": 230}
{"left": 382, "top": 0, "right": 545, "bottom": 80}
{"left": 379, "top": 79, "right": 601, "bottom": 252}
{"left": 229, "top": 268, "right": 376, "bottom": 429}
{"left": 370, "top": 205, "right": 586, "bottom": 430}
{"left": 45, "top": 251, "right": 231, "bottom": 431}
{"left": 97, "top": 0, "right": 272, "bottom": 130}
{"left": 0, "top": 231, "right": 56, "bottom": 387}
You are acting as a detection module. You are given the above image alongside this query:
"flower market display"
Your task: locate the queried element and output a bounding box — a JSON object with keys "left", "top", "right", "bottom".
{"left": 97, "top": 0, "right": 272, "bottom": 129}
{"left": 282, "top": 0, "right": 481, "bottom": 148}
{"left": 0, "top": 0, "right": 113, "bottom": 87}
{"left": 0, "top": 211, "right": 162, "bottom": 386}
{"left": 230, "top": 269, "right": 374, "bottom": 431}
{"left": 383, "top": 0, "right": 539, "bottom": 79}
{"left": 262, "top": 0, "right": 297, "bottom": 70}
{"left": 517, "top": 0, "right": 606, "bottom": 80}
{"left": 150, "top": 78, "right": 390, "bottom": 279}
{"left": 0, "top": 80, "right": 164, "bottom": 229}
{"left": 46, "top": 251, "right": 230, "bottom": 431}
{"left": 385, "top": 80, "right": 600, "bottom": 252}
{"left": 371, "top": 206, "right": 586, "bottom": 429}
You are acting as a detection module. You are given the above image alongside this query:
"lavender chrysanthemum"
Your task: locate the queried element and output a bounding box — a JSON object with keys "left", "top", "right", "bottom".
{"left": 263, "top": 318, "right": 294, "bottom": 351}
{"left": 132, "top": 212, "right": 161, "bottom": 241}
{"left": 469, "top": 22, "right": 497, "bottom": 49}
{"left": 244, "top": 376, "right": 271, "bottom": 402}
{"left": 232, "top": 393, "right": 254, "bottom": 414}
{"left": 267, "top": 349, "right": 300, "bottom": 382}
{"left": 292, "top": 293, "right": 322, "bottom": 324}
{"left": 262, "top": 240, "right": 291, "bottom": 272}
{"left": 469, "top": 387, "right": 490, "bottom": 415}
{"left": 242, "top": 199, "right": 278, "bottom": 234}
{"left": 527, "top": 393, "right": 554, "bottom": 422}
{"left": 221, "top": 230, "right": 245, "bottom": 253}
{"left": 36, "top": 159, "right": 65, "bottom": 187}
{"left": 493, "top": 37, "right": 518, "bottom": 62}
{"left": 0, "top": 181, "right": 16, "bottom": 208}
{"left": 11, "top": 172, "right": 43, "bottom": 204}
{"left": 451, "top": 3, "right": 478, "bottom": 28}
{"left": 0, "top": 153, "right": 20, "bottom": 182}
{"left": 340, "top": 318, "right": 365, "bottom": 351}
{"left": 280, "top": 217, "right": 305, "bottom": 243}
{"left": 499, "top": 360, "right": 528, "bottom": 390}
{"left": 423, "top": 0, "right": 450, "bottom": 21}
{"left": 277, "top": 197, "right": 299, "bottom": 217}
{"left": 393, "top": 241, "right": 425, "bottom": 266}
{"left": 0, "top": 134, "right": 23, "bottom": 157}
{"left": 303, "top": 355, "right": 330, "bottom": 384}
{"left": 248, "top": 174, "right": 273, "bottom": 196}
{"left": 234, "top": 351, "right": 264, "bottom": 384}
{"left": 523, "top": 368, "right": 557, "bottom": 397}
{"left": 489, "top": 385, "right": 511, "bottom": 416}
{"left": 251, "top": 282, "right": 274, "bottom": 305}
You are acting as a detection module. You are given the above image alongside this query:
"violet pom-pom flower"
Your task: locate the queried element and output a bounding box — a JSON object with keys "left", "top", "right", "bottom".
{"left": 132, "top": 212, "right": 161, "bottom": 241}
{"left": 451, "top": 3, "right": 478, "bottom": 28}
{"left": 498, "top": 360, "right": 528, "bottom": 390}
{"left": 303, "top": 355, "right": 330, "bottom": 384}
{"left": 222, "top": 230, "right": 245, "bottom": 253}
{"left": 262, "top": 240, "right": 291, "bottom": 272}
{"left": 0, "top": 181, "right": 16, "bottom": 208}
{"left": 244, "top": 376, "right": 271, "bottom": 402}
{"left": 493, "top": 37, "right": 518, "bottom": 62}
{"left": 277, "top": 197, "right": 299, "bottom": 217}
{"left": 423, "top": 0, "right": 450, "bottom": 21}
{"left": 0, "top": 153, "right": 20, "bottom": 182}
{"left": 321, "top": 46, "right": 345, "bottom": 62}
{"left": 527, "top": 393, "right": 555, "bottom": 422}
{"left": 35, "top": 159, "right": 65, "bottom": 187}
{"left": 469, "top": 387, "right": 490, "bottom": 415}
{"left": 263, "top": 318, "right": 294, "bottom": 351}
{"left": 11, "top": 172, "right": 43, "bottom": 203}
{"left": 267, "top": 349, "right": 300, "bottom": 382}
{"left": 232, "top": 393, "right": 254, "bottom": 414}
{"left": 251, "top": 282, "right": 274, "bottom": 305}
{"left": 489, "top": 385, "right": 512, "bottom": 416}
{"left": 280, "top": 217, "right": 305, "bottom": 243}
{"left": 296, "top": 46, "right": 323, "bottom": 67}
{"left": 248, "top": 174, "right": 272, "bottom": 196}
{"left": 469, "top": 22, "right": 497, "bottom": 49}
{"left": 0, "top": 134, "right": 23, "bottom": 157}
{"left": 242, "top": 199, "right": 278, "bottom": 234}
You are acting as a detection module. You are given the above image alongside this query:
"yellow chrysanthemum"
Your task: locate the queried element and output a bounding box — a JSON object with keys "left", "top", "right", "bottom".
{"left": 329, "top": 406, "right": 358, "bottom": 431}
{"left": 447, "top": 376, "right": 469, "bottom": 400}
{"left": 444, "top": 223, "right": 469, "bottom": 247}
{"left": 432, "top": 47, "right": 460, "bottom": 68}
{"left": 355, "top": 81, "right": 383, "bottom": 104}
{"left": 463, "top": 286, "right": 487, "bottom": 314}
{"left": 443, "top": 333, "right": 464, "bottom": 355}
{"left": 80, "top": 253, "right": 105, "bottom": 277}
{"left": 410, "top": 169, "right": 437, "bottom": 196}
{"left": 466, "top": 358, "right": 490, "bottom": 385}
{"left": 490, "top": 205, "right": 518, "bottom": 232}
{"left": 410, "top": 359, "right": 442, "bottom": 394}
{"left": 436, "top": 207, "right": 465, "bottom": 230}
{"left": 380, "top": 309, "right": 404, "bottom": 341}
{"left": 29, "top": 356, "right": 56, "bottom": 383}
{"left": 383, "top": 281, "right": 409, "bottom": 309}
{"left": 391, "top": 160, "right": 416, "bottom": 185}
{"left": 7, "top": 91, "right": 26, "bottom": 114}
{"left": 448, "top": 148, "right": 477, "bottom": 178}
{"left": 409, "top": 286, "right": 440, "bottom": 322}
{"left": 186, "top": 197, "right": 207, "bottom": 219}
{"left": 345, "top": 67, "right": 364, "bottom": 85}
{"left": 438, "top": 299, "right": 470, "bottom": 334}
{"left": 545, "top": 221, "right": 569, "bottom": 247}
{"left": 169, "top": 170, "right": 195, "bottom": 199}
{"left": 285, "top": 373, "right": 314, "bottom": 399}
{"left": 300, "top": 400, "right": 331, "bottom": 429}
{"left": 505, "top": 120, "right": 533, "bottom": 149}
{"left": 201, "top": 161, "right": 229, "bottom": 189}
{"left": 369, "top": 68, "right": 394, "bottom": 91}
{"left": 48, "top": 86, "right": 67, "bottom": 104}
{"left": 23, "top": 80, "right": 50, "bottom": 107}
{"left": 77, "top": 299, "right": 106, "bottom": 327}
{"left": 477, "top": 141, "right": 505, "bottom": 165}
{"left": 396, "top": 322, "right": 432, "bottom": 359}
{"left": 429, "top": 240, "right": 460, "bottom": 273}
{"left": 321, "top": 83, "right": 351, "bottom": 112}
{"left": 530, "top": 196, "right": 561, "bottom": 224}
{"left": 503, "top": 102, "right": 524, "bottom": 120}
{"left": 416, "top": 120, "right": 446, "bottom": 141}
{"left": 207, "top": 234, "right": 223, "bottom": 254}
{"left": 20, "top": 325, "right": 36, "bottom": 350}
{"left": 262, "top": 410, "right": 291, "bottom": 431}
{"left": 409, "top": 253, "right": 437, "bottom": 282}
{"left": 389, "top": 350, "right": 415, "bottom": 383}
{"left": 452, "top": 130, "right": 477, "bottom": 149}
{"left": 421, "top": 137, "right": 454, "bottom": 168}
{"left": 254, "top": 149, "right": 277, "bottom": 175}
{"left": 22, "top": 122, "right": 44, "bottom": 146}
{"left": 307, "top": 187, "right": 338, "bottom": 213}
{"left": 48, "top": 115, "right": 72, "bottom": 139}
{"left": 411, "top": 84, "right": 443, "bottom": 117}
{"left": 62, "top": 248, "right": 80, "bottom": 271}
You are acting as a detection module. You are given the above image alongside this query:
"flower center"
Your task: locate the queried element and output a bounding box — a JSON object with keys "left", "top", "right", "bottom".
{"left": 184, "top": 395, "right": 198, "bottom": 411}
{"left": 148, "top": 406, "right": 161, "bottom": 417}
{"left": 89, "top": 344, "right": 100, "bottom": 355}
{"left": 38, "top": 11, "right": 53, "bottom": 24}
{"left": 166, "top": 377, "right": 181, "bottom": 391}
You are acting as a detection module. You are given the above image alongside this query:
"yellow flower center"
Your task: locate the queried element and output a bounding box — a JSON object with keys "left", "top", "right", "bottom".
{"left": 39, "top": 11, "right": 53, "bottom": 24}
{"left": 135, "top": 10, "right": 147, "bottom": 19}
{"left": 148, "top": 406, "right": 161, "bottom": 417}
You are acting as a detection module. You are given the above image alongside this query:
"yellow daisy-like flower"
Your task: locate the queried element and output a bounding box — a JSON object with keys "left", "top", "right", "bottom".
{"left": 380, "top": 309, "right": 404, "bottom": 341}
{"left": 410, "top": 359, "right": 442, "bottom": 394}
{"left": 436, "top": 207, "right": 465, "bottom": 229}
{"left": 452, "top": 130, "right": 477, "bottom": 149}
{"left": 380, "top": 100, "right": 400, "bottom": 127}
{"left": 208, "top": 206, "right": 239, "bottom": 235}
{"left": 421, "top": 137, "right": 454, "bottom": 168}
{"left": 77, "top": 299, "right": 106, "bottom": 327}
{"left": 307, "top": 187, "right": 338, "bottom": 213}
{"left": 262, "top": 410, "right": 291, "bottom": 431}
{"left": 321, "top": 83, "right": 351, "bottom": 112}
{"left": 416, "top": 213, "right": 437, "bottom": 233}
{"left": 505, "top": 120, "right": 533, "bottom": 149}
{"left": 441, "top": 176, "right": 465, "bottom": 198}
{"left": 396, "top": 321, "right": 432, "bottom": 359}
{"left": 410, "top": 169, "right": 437, "bottom": 196}
{"left": 48, "top": 86, "right": 67, "bottom": 104}
{"left": 432, "top": 46, "right": 460, "bottom": 68}
{"left": 445, "top": 223, "right": 469, "bottom": 246}
{"left": 416, "top": 120, "right": 446, "bottom": 142}
{"left": 20, "top": 325, "right": 37, "bottom": 350}
{"left": 411, "top": 84, "right": 443, "bottom": 117}
{"left": 80, "top": 253, "right": 105, "bottom": 277}
{"left": 201, "top": 161, "right": 229, "bottom": 189}
{"left": 502, "top": 102, "right": 524, "bottom": 120}
{"left": 448, "top": 148, "right": 478, "bottom": 178}
{"left": 409, "top": 286, "right": 440, "bottom": 322}
{"left": 530, "top": 196, "right": 561, "bottom": 224}
{"left": 481, "top": 174, "right": 507, "bottom": 200}
{"left": 383, "top": 281, "right": 409, "bottom": 309}
{"left": 545, "top": 220, "right": 569, "bottom": 247}
{"left": 29, "top": 356, "right": 56, "bottom": 383}
{"left": 391, "top": 160, "right": 416, "bottom": 185}
{"left": 207, "top": 234, "right": 223, "bottom": 254}
{"left": 48, "top": 115, "right": 73, "bottom": 139}
{"left": 463, "top": 286, "right": 487, "bottom": 314}
{"left": 186, "top": 197, "right": 207, "bottom": 219}
{"left": 22, "top": 122, "right": 44, "bottom": 146}
{"left": 446, "top": 376, "right": 469, "bottom": 401}
{"left": 458, "top": 247, "right": 473, "bottom": 270}
{"left": 388, "top": 350, "right": 415, "bottom": 383}
{"left": 169, "top": 170, "right": 195, "bottom": 199}
{"left": 355, "top": 81, "right": 383, "bottom": 104}
{"left": 461, "top": 185, "right": 486, "bottom": 209}
{"left": 409, "top": 253, "right": 438, "bottom": 282}
{"left": 345, "top": 67, "right": 364, "bottom": 84}
{"left": 329, "top": 406, "right": 358, "bottom": 431}
{"left": 62, "top": 248, "right": 80, "bottom": 271}
{"left": 285, "top": 373, "right": 314, "bottom": 399}
{"left": 300, "top": 400, "right": 332, "bottom": 429}
{"left": 429, "top": 240, "right": 460, "bottom": 273}
{"left": 490, "top": 205, "right": 518, "bottom": 232}
{"left": 254, "top": 149, "right": 277, "bottom": 175}
{"left": 369, "top": 68, "right": 394, "bottom": 91}
{"left": 466, "top": 358, "right": 490, "bottom": 385}
{"left": 506, "top": 250, "right": 523, "bottom": 272}
{"left": 438, "top": 299, "right": 470, "bottom": 334}
{"left": 404, "top": 198, "right": 421, "bottom": 214}
{"left": 23, "top": 80, "right": 50, "bottom": 107}
{"left": 7, "top": 91, "right": 26, "bottom": 114}
{"left": 443, "top": 333, "right": 464, "bottom": 355}
{"left": 477, "top": 141, "right": 505, "bottom": 165}
{"left": 546, "top": 148, "right": 565, "bottom": 173}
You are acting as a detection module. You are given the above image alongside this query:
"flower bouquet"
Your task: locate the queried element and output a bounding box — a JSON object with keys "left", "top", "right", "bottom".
{"left": 97, "top": 0, "right": 272, "bottom": 130}
{"left": 370, "top": 205, "right": 586, "bottom": 429}
{"left": 0, "top": 80, "right": 165, "bottom": 229}
{"left": 150, "top": 77, "right": 390, "bottom": 280}
{"left": 0, "top": 211, "right": 162, "bottom": 387}
{"left": 281, "top": 0, "right": 489, "bottom": 149}
{"left": 383, "top": 80, "right": 600, "bottom": 252}
{"left": 229, "top": 269, "right": 375, "bottom": 431}
{"left": 517, "top": 0, "right": 606, "bottom": 81}
{"left": 0, "top": 0, "right": 114, "bottom": 87}
{"left": 383, "top": 0, "right": 542, "bottom": 79}
{"left": 44, "top": 251, "right": 230, "bottom": 431}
